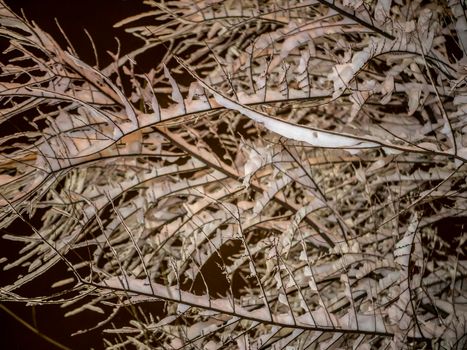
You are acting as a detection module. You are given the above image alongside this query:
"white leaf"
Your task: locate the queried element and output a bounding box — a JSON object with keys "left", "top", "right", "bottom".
{"left": 214, "top": 93, "right": 379, "bottom": 150}
{"left": 151, "top": 94, "right": 161, "bottom": 122}
{"left": 394, "top": 214, "right": 419, "bottom": 268}
{"left": 249, "top": 260, "right": 257, "bottom": 276}
{"left": 278, "top": 293, "right": 289, "bottom": 306}
{"left": 375, "top": 0, "right": 392, "bottom": 22}
{"left": 308, "top": 278, "right": 318, "bottom": 292}
{"left": 164, "top": 64, "right": 184, "bottom": 108}
{"left": 407, "top": 86, "right": 421, "bottom": 115}
{"left": 380, "top": 75, "right": 394, "bottom": 105}
{"left": 51, "top": 278, "right": 75, "bottom": 288}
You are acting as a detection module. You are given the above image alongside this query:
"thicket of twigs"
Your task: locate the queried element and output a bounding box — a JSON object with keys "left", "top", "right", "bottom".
{"left": 0, "top": 0, "right": 466, "bottom": 348}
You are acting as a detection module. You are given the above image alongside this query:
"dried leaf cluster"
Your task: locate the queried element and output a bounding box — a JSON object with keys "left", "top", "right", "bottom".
{"left": 0, "top": 0, "right": 466, "bottom": 349}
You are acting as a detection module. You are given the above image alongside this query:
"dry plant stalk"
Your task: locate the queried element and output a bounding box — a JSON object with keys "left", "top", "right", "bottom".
{"left": 0, "top": 0, "right": 466, "bottom": 348}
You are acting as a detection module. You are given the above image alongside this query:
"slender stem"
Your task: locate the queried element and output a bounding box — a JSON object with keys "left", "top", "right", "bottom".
{"left": 315, "top": 0, "right": 395, "bottom": 40}
{"left": 0, "top": 303, "right": 72, "bottom": 350}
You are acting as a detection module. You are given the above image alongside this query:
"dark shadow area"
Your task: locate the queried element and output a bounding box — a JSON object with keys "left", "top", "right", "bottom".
{"left": 4, "top": 0, "right": 149, "bottom": 68}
